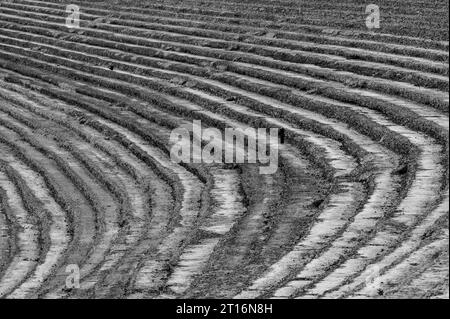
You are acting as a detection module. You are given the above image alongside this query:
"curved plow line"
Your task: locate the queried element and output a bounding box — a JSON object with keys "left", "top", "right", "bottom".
{"left": 111, "top": 82, "right": 349, "bottom": 297}
{"left": 0, "top": 98, "right": 124, "bottom": 299}
{"left": 93, "top": 116, "right": 203, "bottom": 225}
{"left": 0, "top": 43, "right": 398, "bottom": 185}
{"left": 90, "top": 118, "right": 205, "bottom": 294}
{"left": 19, "top": 0, "right": 450, "bottom": 53}
{"left": 0, "top": 82, "right": 176, "bottom": 298}
{"left": 37, "top": 57, "right": 368, "bottom": 295}
{"left": 348, "top": 89, "right": 448, "bottom": 131}
{"left": 1, "top": 54, "right": 368, "bottom": 298}
{"left": 234, "top": 181, "right": 365, "bottom": 298}
{"left": 0, "top": 22, "right": 446, "bottom": 133}
{"left": 231, "top": 70, "right": 444, "bottom": 298}
{"left": 52, "top": 124, "right": 170, "bottom": 297}
{"left": 0, "top": 63, "right": 199, "bottom": 208}
{"left": 0, "top": 170, "right": 39, "bottom": 297}
{"left": 0, "top": 19, "right": 447, "bottom": 112}
{"left": 0, "top": 88, "right": 122, "bottom": 298}
{"left": 353, "top": 232, "right": 448, "bottom": 298}
{"left": 0, "top": 0, "right": 444, "bottom": 302}
{"left": 0, "top": 15, "right": 446, "bottom": 298}
{"left": 0, "top": 42, "right": 346, "bottom": 212}
{"left": 322, "top": 191, "right": 449, "bottom": 298}
{"left": 0, "top": 16, "right": 446, "bottom": 112}
{"left": 6, "top": 1, "right": 447, "bottom": 76}
{"left": 228, "top": 73, "right": 446, "bottom": 223}
{"left": 363, "top": 120, "right": 444, "bottom": 228}
{"left": 128, "top": 98, "right": 355, "bottom": 296}
{"left": 0, "top": 150, "right": 69, "bottom": 299}
{"left": 391, "top": 250, "right": 449, "bottom": 298}
{"left": 0, "top": 190, "right": 11, "bottom": 277}
{"left": 15, "top": 117, "right": 146, "bottom": 297}
{"left": 292, "top": 100, "right": 445, "bottom": 297}
{"left": 64, "top": 142, "right": 147, "bottom": 297}
{"left": 4, "top": 102, "right": 164, "bottom": 298}
{"left": 166, "top": 168, "right": 246, "bottom": 295}
{"left": 196, "top": 167, "right": 283, "bottom": 298}
{"left": 168, "top": 94, "right": 401, "bottom": 300}
{"left": 229, "top": 65, "right": 448, "bottom": 128}
{"left": 8, "top": 79, "right": 284, "bottom": 298}
{"left": 272, "top": 142, "right": 400, "bottom": 298}
{"left": 232, "top": 122, "right": 366, "bottom": 299}
{"left": 1, "top": 8, "right": 446, "bottom": 91}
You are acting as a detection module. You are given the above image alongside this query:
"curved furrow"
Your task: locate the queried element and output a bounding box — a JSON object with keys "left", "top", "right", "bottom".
{"left": 0, "top": 22, "right": 446, "bottom": 133}
{"left": 271, "top": 140, "right": 401, "bottom": 298}
{"left": 0, "top": 39, "right": 423, "bottom": 174}
{"left": 0, "top": 46, "right": 422, "bottom": 264}
{"left": 0, "top": 109, "right": 120, "bottom": 294}
{"left": 68, "top": 100, "right": 262, "bottom": 298}
{"left": 79, "top": 117, "right": 210, "bottom": 299}
{"left": 0, "top": 79, "right": 179, "bottom": 299}
{"left": 0, "top": 87, "right": 121, "bottom": 296}
{"left": 234, "top": 180, "right": 365, "bottom": 298}
{"left": 4, "top": 1, "right": 447, "bottom": 76}
{"left": 0, "top": 0, "right": 446, "bottom": 298}
{"left": 0, "top": 76, "right": 303, "bottom": 299}
{"left": 213, "top": 70, "right": 446, "bottom": 298}
{"left": 353, "top": 229, "right": 449, "bottom": 298}
{"left": 62, "top": 140, "right": 147, "bottom": 298}
{"left": 320, "top": 192, "right": 449, "bottom": 298}
{"left": 0, "top": 182, "right": 14, "bottom": 276}
{"left": 0, "top": 7, "right": 447, "bottom": 91}
{"left": 0, "top": 49, "right": 365, "bottom": 183}
{"left": 0, "top": 99, "right": 183, "bottom": 299}
{"left": 165, "top": 167, "right": 246, "bottom": 296}
{"left": 0, "top": 168, "right": 40, "bottom": 297}
{"left": 0, "top": 75, "right": 211, "bottom": 297}
{"left": 0, "top": 64, "right": 367, "bottom": 298}
{"left": 221, "top": 64, "right": 449, "bottom": 125}
{"left": 0, "top": 100, "right": 126, "bottom": 298}
{"left": 0, "top": 45, "right": 398, "bottom": 242}
{"left": 390, "top": 249, "right": 449, "bottom": 298}
{"left": 17, "top": 0, "right": 450, "bottom": 54}
{"left": 0, "top": 140, "right": 70, "bottom": 299}
{"left": 0, "top": 91, "right": 178, "bottom": 299}
{"left": 86, "top": 117, "right": 204, "bottom": 297}
{"left": 0, "top": 187, "right": 14, "bottom": 283}
{"left": 1, "top": 35, "right": 424, "bottom": 242}
{"left": 115, "top": 98, "right": 360, "bottom": 298}
{"left": 76, "top": 86, "right": 366, "bottom": 298}
{"left": 0, "top": 14, "right": 447, "bottom": 111}
{"left": 137, "top": 77, "right": 390, "bottom": 301}
{"left": 185, "top": 166, "right": 286, "bottom": 298}
{"left": 285, "top": 98, "right": 445, "bottom": 297}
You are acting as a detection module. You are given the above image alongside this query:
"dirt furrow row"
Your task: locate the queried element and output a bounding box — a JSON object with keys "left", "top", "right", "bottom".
{"left": 0, "top": 79, "right": 181, "bottom": 298}
{"left": 0, "top": 16, "right": 446, "bottom": 112}
{"left": 0, "top": 138, "right": 70, "bottom": 299}
{"left": 389, "top": 248, "right": 449, "bottom": 298}
{"left": 18, "top": 0, "right": 449, "bottom": 51}
{"left": 0, "top": 21, "right": 442, "bottom": 298}
{"left": 0, "top": 108, "right": 122, "bottom": 298}
{"left": 0, "top": 65, "right": 356, "bottom": 298}
{"left": 1, "top": 7, "right": 446, "bottom": 91}
{"left": 5, "top": 1, "right": 447, "bottom": 75}
{"left": 0, "top": 168, "right": 40, "bottom": 297}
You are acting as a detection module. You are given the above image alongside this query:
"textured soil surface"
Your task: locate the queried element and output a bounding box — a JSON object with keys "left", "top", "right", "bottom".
{"left": 0, "top": 0, "right": 448, "bottom": 299}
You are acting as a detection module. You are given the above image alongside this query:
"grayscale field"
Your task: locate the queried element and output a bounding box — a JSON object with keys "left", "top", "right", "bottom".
{"left": 0, "top": 0, "right": 448, "bottom": 299}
